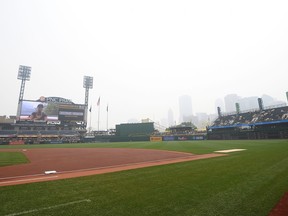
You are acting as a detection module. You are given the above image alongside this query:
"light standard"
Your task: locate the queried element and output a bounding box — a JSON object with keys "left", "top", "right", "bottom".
{"left": 17, "top": 65, "right": 31, "bottom": 118}
{"left": 83, "top": 76, "right": 93, "bottom": 131}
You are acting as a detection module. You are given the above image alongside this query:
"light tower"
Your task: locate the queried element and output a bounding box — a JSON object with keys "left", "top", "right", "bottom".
{"left": 83, "top": 76, "right": 93, "bottom": 127}
{"left": 17, "top": 65, "right": 31, "bottom": 117}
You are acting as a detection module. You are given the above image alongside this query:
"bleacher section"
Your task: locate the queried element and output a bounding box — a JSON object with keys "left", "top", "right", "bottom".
{"left": 208, "top": 106, "right": 288, "bottom": 139}
{"left": 212, "top": 106, "right": 288, "bottom": 127}
{"left": 17, "top": 130, "right": 39, "bottom": 138}
{"left": 0, "top": 130, "right": 17, "bottom": 137}
{"left": 0, "top": 130, "right": 81, "bottom": 144}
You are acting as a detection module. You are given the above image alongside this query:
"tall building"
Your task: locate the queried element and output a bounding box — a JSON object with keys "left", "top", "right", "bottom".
{"left": 167, "top": 108, "right": 174, "bottom": 127}
{"left": 261, "top": 94, "right": 286, "bottom": 107}
{"left": 223, "top": 93, "right": 287, "bottom": 114}
{"left": 261, "top": 94, "right": 275, "bottom": 106}
{"left": 195, "top": 112, "right": 209, "bottom": 128}
{"left": 179, "top": 95, "right": 193, "bottom": 122}
{"left": 239, "top": 96, "right": 258, "bottom": 111}
{"left": 224, "top": 94, "right": 241, "bottom": 113}
{"left": 215, "top": 98, "right": 225, "bottom": 113}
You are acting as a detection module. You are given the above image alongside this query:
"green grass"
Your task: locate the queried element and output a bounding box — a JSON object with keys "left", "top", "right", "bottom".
{"left": 0, "top": 140, "right": 288, "bottom": 216}
{"left": 0, "top": 152, "right": 29, "bottom": 167}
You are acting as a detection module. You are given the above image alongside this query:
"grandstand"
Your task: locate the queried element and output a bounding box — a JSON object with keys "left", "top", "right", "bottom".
{"left": 0, "top": 69, "right": 92, "bottom": 145}
{"left": 0, "top": 127, "right": 81, "bottom": 145}
{"left": 208, "top": 104, "right": 288, "bottom": 139}
{"left": 2, "top": 68, "right": 287, "bottom": 143}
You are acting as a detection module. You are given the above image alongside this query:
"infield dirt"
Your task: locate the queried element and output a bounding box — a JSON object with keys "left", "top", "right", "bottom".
{"left": 0, "top": 148, "right": 226, "bottom": 186}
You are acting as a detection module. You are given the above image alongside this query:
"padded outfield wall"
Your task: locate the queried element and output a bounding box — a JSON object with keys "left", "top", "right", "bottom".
{"left": 116, "top": 122, "right": 155, "bottom": 137}
{"left": 150, "top": 135, "right": 206, "bottom": 142}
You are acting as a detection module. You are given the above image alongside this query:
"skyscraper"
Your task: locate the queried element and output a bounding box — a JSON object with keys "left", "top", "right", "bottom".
{"left": 179, "top": 95, "right": 193, "bottom": 122}
{"left": 168, "top": 108, "right": 174, "bottom": 127}
{"left": 239, "top": 96, "right": 258, "bottom": 110}
{"left": 215, "top": 98, "right": 225, "bottom": 113}
{"left": 224, "top": 94, "right": 241, "bottom": 113}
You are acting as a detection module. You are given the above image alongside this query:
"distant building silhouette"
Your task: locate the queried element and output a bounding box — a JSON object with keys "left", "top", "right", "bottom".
{"left": 224, "top": 94, "right": 241, "bottom": 113}
{"left": 168, "top": 108, "right": 174, "bottom": 127}
{"left": 179, "top": 95, "right": 193, "bottom": 122}
{"left": 261, "top": 94, "right": 286, "bottom": 107}
{"left": 223, "top": 93, "right": 286, "bottom": 114}
{"left": 215, "top": 98, "right": 225, "bottom": 113}
{"left": 239, "top": 96, "right": 258, "bottom": 111}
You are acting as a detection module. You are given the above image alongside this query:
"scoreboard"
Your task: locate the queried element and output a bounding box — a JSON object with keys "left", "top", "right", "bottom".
{"left": 58, "top": 104, "right": 85, "bottom": 121}
{"left": 18, "top": 97, "right": 86, "bottom": 124}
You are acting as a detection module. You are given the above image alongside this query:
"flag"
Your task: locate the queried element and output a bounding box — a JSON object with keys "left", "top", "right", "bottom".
{"left": 89, "top": 105, "right": 92, "bottom": 112}
{"left": 97, "top": 97, "right": 100, "bottom": 106}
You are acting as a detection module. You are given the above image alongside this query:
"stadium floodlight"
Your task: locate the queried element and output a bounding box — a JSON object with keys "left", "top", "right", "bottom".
{"left": 83, "top": 76, "right": 94, "bottom": 127}
{"left": 17, "top": 65, "right": 31, "bottom": 81}
{"left": 83, "top": 76, "right": 93, "bottom": 89}
{"left": 17, "top": 65, "right": 32, "bottom": 118}
{"left": 17, "top": 65, "right": 32, "bottom": 102}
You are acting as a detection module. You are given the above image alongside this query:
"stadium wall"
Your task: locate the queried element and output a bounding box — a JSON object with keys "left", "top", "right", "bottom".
{"left": 207, "top": 122, "right": 288, "bottom": 140}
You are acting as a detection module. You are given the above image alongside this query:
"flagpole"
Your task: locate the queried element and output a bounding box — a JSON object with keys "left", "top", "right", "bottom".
{"left": 89, "top": 106, "right": 92, "bottom": 132}
{"left": 97, "top": 97, "right": 101, "bottom": 131}
{"left": 98, "top": 105, "right": 100, "bottom": 131}
{"left": 106, "top": 104, "right": 108, "bottom": 132}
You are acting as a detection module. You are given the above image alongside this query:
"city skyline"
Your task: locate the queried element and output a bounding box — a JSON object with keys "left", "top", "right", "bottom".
{"left": 0, "top": 75, "right": 287, "bottom": 130}
{"left": 0, "top": 0, "right": 288, "bottom": 130}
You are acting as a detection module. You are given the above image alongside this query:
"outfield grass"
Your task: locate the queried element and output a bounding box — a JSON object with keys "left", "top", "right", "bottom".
{"left": 0, "top": 140, "right": 288, "bottom": 216}
{"left": 0, "top": 152, "right": 29, "bottom": 167}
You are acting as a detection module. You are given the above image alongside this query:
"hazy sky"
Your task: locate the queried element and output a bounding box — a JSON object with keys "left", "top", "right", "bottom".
{"left": 0, "top": 0, "right": 288, "bottom": 130}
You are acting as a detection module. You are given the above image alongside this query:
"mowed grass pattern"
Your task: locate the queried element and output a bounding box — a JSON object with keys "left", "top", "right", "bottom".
{"left": 0, "top": 140, "right": 288, "bottom": 216}
{"left": 0, "top": 152, "right": 29, "bottom": 167}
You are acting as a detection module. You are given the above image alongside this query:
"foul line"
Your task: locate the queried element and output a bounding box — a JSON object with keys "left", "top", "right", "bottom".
{"left": 0, "top": 176, "right": 59, "bottom": 185}
{"left": 4, "top": 199, "right": 91, "bottom": 216}
{"left": 0, "top": 173, "right": 45, "bottom": 181}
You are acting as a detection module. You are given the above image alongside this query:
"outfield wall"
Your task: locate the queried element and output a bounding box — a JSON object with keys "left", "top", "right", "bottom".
{"left": 86, "top": 134, "right": 206, "bottom": 143}
{"left": 150, "top": 135, "right": 206, "bottom": 142}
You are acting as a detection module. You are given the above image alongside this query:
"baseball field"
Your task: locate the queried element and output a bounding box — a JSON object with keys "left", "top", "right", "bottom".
{"left": 0, "top": 139, "right": 288, "bottom": 216}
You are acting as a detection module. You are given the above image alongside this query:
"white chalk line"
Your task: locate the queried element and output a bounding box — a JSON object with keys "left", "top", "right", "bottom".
{"left": 0, "top": 173, "right": 45, "bottom": 181}
{"left": 0, "top": 176, "right": 59, "bottom": 185}
{"left": 0, "top": 170, "right": 58, "bottom": 181}
{"left": 4, "top": 199, "right": 91, "bottom": 216}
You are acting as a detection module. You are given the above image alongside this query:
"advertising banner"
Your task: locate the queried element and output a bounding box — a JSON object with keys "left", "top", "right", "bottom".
{"left": 150, "top": 136, "right": 163, "bottom": 142}
{"left": 162, "top": 136, "right": 175, "bottom": 141}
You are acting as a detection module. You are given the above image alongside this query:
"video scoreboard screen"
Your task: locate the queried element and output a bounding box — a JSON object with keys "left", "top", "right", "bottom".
{"left": 19, "top": 97, "right": 85, "bottom": 123}
{"left": 58, "top": 104, "right": 85, "bottom": 121}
